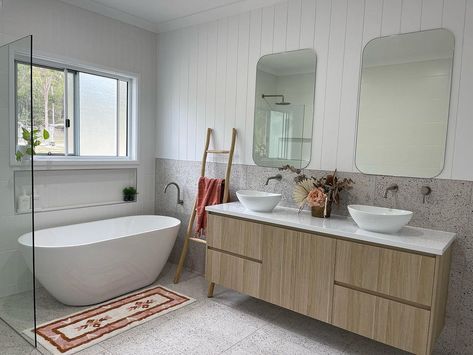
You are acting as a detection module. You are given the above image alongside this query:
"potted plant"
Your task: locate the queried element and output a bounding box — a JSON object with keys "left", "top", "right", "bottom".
{"left": 15, "top": 127, "right": 49, "bottom": 162}
{"left": 123, "top": 186, "right": 138, "bottom": 202}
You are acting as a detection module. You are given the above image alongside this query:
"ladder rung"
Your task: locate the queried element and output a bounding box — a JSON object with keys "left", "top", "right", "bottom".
{"left": 189, "top": 237, "right": 207, "bottom": 244}
{"left": 206, "top": 150, "right": 230, "bottom": 154}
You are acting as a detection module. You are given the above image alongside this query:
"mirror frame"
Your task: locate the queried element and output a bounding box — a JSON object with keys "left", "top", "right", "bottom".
{"left": 252, "top": 48, "right": 317, "bottom": 169}
{"left": 354, "top": 28, "right": 455, "bottom": 178}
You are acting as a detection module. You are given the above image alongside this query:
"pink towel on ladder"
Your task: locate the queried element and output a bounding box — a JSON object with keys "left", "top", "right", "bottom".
{"left": 195, "top": 177, "right": 225, "bottom": 235}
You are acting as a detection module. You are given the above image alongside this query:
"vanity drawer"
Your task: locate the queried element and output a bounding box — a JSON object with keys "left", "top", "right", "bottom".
{"left": 335, "top": 240, "right": 435, "bottom": 306}
{"left": 207, "top": 214, "right": 263, "bottom": 260}
{"left": 332, "top": 285, "right": 430, "bottom": 354}
{"left": 206, "top": 249, "right": 261, "bottom": 297}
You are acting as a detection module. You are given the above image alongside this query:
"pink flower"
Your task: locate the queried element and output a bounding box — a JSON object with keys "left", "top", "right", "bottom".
{"left": 306, "top": 187, "right": 326, "bottom": 207}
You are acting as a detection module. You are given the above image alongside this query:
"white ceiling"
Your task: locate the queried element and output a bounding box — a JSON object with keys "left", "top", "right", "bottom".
{"left": 59, "top": 0, "right": 286, "bottom": 33}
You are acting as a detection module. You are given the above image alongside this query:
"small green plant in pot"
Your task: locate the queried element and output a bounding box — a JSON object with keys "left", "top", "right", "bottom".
{"left": 123, "top": 186, "right": 138, "bottom": 202}
{"left": 16, "top": 128, "right": 50, "bottom": 162}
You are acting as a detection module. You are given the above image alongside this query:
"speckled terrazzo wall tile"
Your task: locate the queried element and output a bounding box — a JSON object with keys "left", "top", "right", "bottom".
{"left": 331, "top": 172, "right": 375, "bottom": 216}
{"left": 155, "top": 158, "right": 473, "bottom": 354}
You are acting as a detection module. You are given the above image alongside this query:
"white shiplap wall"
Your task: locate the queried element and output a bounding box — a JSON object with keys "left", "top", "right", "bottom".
{"left": 156, "top": 0, "right": 473, "bottom": 181}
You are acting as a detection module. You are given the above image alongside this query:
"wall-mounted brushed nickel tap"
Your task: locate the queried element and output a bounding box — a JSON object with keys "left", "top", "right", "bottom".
{"left": 421, "top": 186, "right": 432, "bottom": 204}
{"left": 265, "top": 174, "right": 282, "bottom": 186}
{"left": 164, "top": 182, "right": 184, "bottom": 205}
{"left": 383, "top": 184, "right": 399, "bottom": 198}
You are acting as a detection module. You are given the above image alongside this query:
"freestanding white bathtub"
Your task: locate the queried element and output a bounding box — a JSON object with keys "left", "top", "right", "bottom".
{"left": 18, "top": 215, "right": 180, "bottom": 306}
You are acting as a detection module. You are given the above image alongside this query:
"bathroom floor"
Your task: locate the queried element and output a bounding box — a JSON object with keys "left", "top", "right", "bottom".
{"left": 0, "top": 263, "right": 410, "bottom": 355}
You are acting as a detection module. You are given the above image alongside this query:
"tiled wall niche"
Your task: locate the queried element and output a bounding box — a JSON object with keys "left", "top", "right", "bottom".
{"left": 155, "top": 157, "right": 473, "bottom": 354}
{"left": 14, "top": 168, "right": 137, "bottom": 213}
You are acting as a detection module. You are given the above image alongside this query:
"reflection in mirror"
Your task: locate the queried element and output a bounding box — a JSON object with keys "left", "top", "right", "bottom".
{"left": 356, "top": 29, "right": 454, "bottom": 178}
{"left": 253, "top": 49, "right": 316, "bottom": 169}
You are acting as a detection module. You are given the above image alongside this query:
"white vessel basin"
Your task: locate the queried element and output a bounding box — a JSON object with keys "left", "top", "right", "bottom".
{"left": 236, "top": 190, "right": 282, "bottom": 212}
{"left": 348, "top": 204, "right": 413, "bottom": 234}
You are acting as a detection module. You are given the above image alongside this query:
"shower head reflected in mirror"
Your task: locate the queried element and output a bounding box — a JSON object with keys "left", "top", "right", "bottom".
{"left": 262, "top": 94, "right": 291, "bottom": 106}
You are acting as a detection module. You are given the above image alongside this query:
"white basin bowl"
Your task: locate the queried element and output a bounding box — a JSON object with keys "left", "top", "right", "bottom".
{"left": 348, "top": 204, "right": 413, "bottom": 234}
{"left": 236, "top": 190, "right": 282, "bottom": 212}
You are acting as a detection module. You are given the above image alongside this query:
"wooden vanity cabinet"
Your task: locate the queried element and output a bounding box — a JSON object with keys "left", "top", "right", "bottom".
{"left": 259, "top": 224, "right": 336, "bottom": 322}
{"left": 205, "top": 213, "right": 452, "bottom": 355}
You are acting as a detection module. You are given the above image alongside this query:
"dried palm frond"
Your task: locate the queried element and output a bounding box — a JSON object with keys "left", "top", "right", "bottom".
{"left": 293, "top": 178, "right": 316, "bottom": 207}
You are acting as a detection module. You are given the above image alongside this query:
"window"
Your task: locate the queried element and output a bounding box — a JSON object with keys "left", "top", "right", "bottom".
{"left": 15, "top": 60, "right": 132, "bottom": 160}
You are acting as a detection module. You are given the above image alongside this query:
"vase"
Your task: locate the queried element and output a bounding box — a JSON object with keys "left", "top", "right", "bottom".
{"left": 325, "top": 199, "right": 332, "bottom": 218}
{"left": 311, "top": 205, "right": 325, "bottom": 218}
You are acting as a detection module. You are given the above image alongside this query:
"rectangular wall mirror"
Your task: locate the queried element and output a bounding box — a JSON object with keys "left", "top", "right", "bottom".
{"left": 253, "top": 49, "right": 316, "bottom": 169}
{"left": 355, "top": 28, "right": 454, "bottom": 178}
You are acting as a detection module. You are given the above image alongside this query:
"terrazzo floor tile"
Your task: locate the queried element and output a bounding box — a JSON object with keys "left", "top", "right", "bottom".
{"left": 256, "top": 308, "right": 354, "bottom": 354}
{"left": 343, "top": 336, "right": 408, "bottom": 354}
{"left": 151, "top": 299, "right": 269, "bottom": 354}
{"left": 0, "top": 319, "right": 37, "bottom": 355}
{"left": 211, "top": 288, "right": 283, "bottom": 322}
{"left": 100, "top": 327, "right": 181, "bottom": 355}
{"left": 222, "top": 328, "right": 319, "bottom": 355}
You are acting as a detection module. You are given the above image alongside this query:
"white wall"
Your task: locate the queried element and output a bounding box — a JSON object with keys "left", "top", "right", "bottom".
{"left": 0, "top": 0, "right": 157, "bottom": 297}
{"left": 155, "top": 0, "right": 473, "bottom": 181}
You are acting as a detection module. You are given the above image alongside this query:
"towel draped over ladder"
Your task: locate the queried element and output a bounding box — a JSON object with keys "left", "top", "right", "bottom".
{"left": 195, "top": 177, "right": 225, "bottom": 235}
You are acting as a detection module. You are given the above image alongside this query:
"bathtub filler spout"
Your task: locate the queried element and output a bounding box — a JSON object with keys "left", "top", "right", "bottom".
{"left": 164, "top": 182, "right": 184, "bottom": 205}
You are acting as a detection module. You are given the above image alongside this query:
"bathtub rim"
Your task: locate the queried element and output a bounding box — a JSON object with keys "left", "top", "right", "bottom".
{"left": 18, "top": 215, "right": 181, "bottom": 249}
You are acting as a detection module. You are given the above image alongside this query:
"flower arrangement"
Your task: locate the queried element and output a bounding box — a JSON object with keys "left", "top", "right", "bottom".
{"left": 307, "top": 187, "right": 326, "bottom": 207}
{"left": 291, "top": 168, "right": 354, "bottom": 218}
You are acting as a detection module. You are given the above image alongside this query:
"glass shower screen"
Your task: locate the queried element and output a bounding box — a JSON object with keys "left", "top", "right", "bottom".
{"left": 0, "top": 35, "right": 36, "bottom": 347}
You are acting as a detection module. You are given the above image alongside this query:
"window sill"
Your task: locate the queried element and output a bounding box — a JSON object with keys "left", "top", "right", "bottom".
{"left": 12, "top": 157, "right": 140, "bottom": 170}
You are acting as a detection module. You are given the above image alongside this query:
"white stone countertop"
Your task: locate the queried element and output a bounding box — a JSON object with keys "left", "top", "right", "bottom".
{"left": 206, "top": 202, "right": 456, "bottom": 256}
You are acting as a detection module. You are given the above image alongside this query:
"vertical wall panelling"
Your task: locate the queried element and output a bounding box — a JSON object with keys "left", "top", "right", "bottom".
{"left": 452, "top": 1, "right": 473, "bottom": 180}
{"left": 362, "top": 0, "right": 383, "bottom": 46}
{"left": 187, "top": 29, "right": 198, "bottom": 161}
{"left": 310, "top": 0, "right": 331, "bottom": 169}
{"left": 400, "top": 0, "right": 422, "bottom": 32}
{"left": 273, "top": 1, "right": 289, "bottom": 53}
{"left": 224, "top": 16, "right": 239, "bottom": 155}
{"left": 178, "top": 29, "right": 190, "bottom": 160}
{"left": 205, "top": 22, "right": 218, "bottom": 161}
{"left": 161, "top": 33, "right": 174, "bottom": 159}
{"left": 286, "top": 0, "right": 302, "bottom": 51}
{"left": 170, "top": 30, "right": 181, "bottom": 160}
{"left": 261, "top": 5, "right": 275, "bottom": 55}
{"left": 245, "top": 9, "right": 263, "bottom": 165}
{"left": 235, "top": 13, "right": 250, "bottom": 163}
{"left": 336, "top": 0, "right": 365, "bottom": 172}
{"left": 156, "top": 0, "right": 473, "bottom": 180}
{"left": 441, "top": 0, "right": 466, "bottom": 179}
{"left": 214, "top": 18, "right": 228, "bottom": 156}
{"left": 381, "top": 0, "right": 402, "bottom": 36}
{"left": 421, "top": 0, "right": 444, "bottom": 30}
{"left": 196, "top": 25, "right": 208, "bottom": 161}
{"left": 299, "top": 0, "right": 317, "bottom": 48}
{"left": 320, "top": 0, "right": 348, "bottom": 171}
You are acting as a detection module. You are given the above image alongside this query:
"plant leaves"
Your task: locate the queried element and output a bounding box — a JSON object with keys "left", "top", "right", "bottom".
{"left": 15, "top": 151, "right": 23, "bottom": 162}
{"left": 22, "top": 128, "right": 30, "bottom": 141}
{"left": 43, "top": 129, "right": 50, "bottom": 140}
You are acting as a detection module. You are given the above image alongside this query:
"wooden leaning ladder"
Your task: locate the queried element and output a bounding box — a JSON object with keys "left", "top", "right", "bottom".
{"left": 173, "top": 128, "right": 237, "bottom": 297}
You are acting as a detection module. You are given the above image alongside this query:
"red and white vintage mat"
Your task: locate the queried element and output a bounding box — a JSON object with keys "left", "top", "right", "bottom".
{"left": 26, "top": 285, "right": 194, "bottom": 354}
